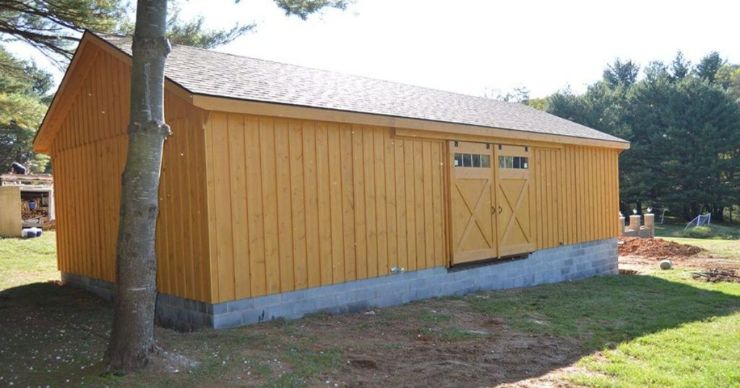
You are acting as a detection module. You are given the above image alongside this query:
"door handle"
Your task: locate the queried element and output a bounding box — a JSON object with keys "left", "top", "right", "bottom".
{"left": 498, "top": 205, "right": 503, "bottom": 214}
{"left": 491, "top": 205, "right": 496, "bottom": 215}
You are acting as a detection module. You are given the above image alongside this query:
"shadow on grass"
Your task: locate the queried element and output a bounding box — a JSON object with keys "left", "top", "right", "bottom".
{"left": 0, "top": 274, "right": 738, "bottom": 386}
{"left": 0, "top": 282, "right": 112, "bottom": 386}
{"left": 466, "top": 273, "right": 740, "bottom": 384}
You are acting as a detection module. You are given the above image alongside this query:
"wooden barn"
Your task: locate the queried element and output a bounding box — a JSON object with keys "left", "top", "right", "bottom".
{"left": 34, "top": 32, "right": 628, "bottom": 329}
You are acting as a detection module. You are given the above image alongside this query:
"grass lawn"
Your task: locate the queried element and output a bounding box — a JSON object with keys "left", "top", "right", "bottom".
{"left": 655, "top": 222, "right": 740, "bottom": 240}
{"left": 655, "top": 222, "right": 740, "bottom": 260}
{"left": 0, "top": 232, "right": 58, "bottom": 289}
{"left": 0, "top": 231, "right": 738, "bottom": 386}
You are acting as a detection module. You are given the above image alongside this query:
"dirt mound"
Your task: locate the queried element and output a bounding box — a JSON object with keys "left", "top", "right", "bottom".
{"left": 692, "top": 269, "right": 740, "bottom": 283}
{"left": 618, "top": 237, "right": 702, "bottom": 259}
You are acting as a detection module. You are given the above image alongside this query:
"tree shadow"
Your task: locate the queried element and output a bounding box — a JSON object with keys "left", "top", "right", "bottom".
{"left": 0, "top": 274, "right": 738, "bottom": 386}
{"left": 461, "top": 273, "right": 740, "bottom": 385}
{"left": 0, "top": 282, "right": 112, "bottom": 386}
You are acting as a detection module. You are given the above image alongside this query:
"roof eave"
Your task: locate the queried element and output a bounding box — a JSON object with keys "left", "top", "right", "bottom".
{"left": 36, "top": 31, "right": 629, "bottom": 153}
{"left": 191, "top": 93, "right": 630, "bottom": 150}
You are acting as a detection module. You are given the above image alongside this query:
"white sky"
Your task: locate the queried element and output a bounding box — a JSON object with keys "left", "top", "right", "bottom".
{"left": 8, "top": 0, "right": 740, "bottom": 98}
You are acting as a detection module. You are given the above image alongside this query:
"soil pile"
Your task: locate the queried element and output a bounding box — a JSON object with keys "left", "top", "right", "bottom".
{"left": 618, "top": 237, "right": 702, "bottom": 259}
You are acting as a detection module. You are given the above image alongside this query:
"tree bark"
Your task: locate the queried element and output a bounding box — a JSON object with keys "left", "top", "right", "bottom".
{"left": 105, "top": 0, "right": 170, "bottom": 372}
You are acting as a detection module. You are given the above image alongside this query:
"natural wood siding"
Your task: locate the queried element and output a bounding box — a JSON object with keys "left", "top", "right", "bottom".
{"left": 531, "top": 145, "right": 620, "bottom": 249}
{"left": 50, "top": 45, "right": 212, "bottom": 302}
{"left": 45, "top": 40, "right": 624, "bottom": 306}
{"left": 203, "top": 112, "right": 449, "bottom": 302}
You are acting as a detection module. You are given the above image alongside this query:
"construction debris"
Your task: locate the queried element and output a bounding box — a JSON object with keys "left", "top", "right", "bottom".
{"left": 691, "top": 269, "right": 740, "bottom": 283}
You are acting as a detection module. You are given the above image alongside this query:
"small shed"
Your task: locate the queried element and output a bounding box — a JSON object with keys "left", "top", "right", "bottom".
{"left": 0, "top": 174, "right": 55, "bottom": 237}
{"left": 34, "top": 32, "right": 629, "bottom": 329}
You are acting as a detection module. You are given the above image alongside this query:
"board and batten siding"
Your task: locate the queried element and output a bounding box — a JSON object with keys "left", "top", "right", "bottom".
{"left": 50, "top": 43, "right": 213, "bottom": 302}
{"left": 531, "top": 145, "right": 620, "bottom": 249}
{"left": 45, "top": 38, "right": 623, "bottom": 307}
{"left": 203, "top": 112, "right": 449, "bottom": 303}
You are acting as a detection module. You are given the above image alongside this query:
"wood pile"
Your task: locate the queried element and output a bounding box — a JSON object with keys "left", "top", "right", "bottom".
{"left": 22, "top": 208, "right": 48, "bottom": 220}
{"left": 21, "top": 199, "right": 52, "bottom": 229}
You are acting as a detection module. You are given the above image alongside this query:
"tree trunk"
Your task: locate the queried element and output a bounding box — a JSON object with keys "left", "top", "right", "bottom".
{"left": 106, "top": 0, "right": 170, "bottom": 372}
{"left": 713, "top": 204, "right": 724, "bottom": 222}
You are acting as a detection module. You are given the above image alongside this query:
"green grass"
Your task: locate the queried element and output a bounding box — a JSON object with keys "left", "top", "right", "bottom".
{"left": 468, "top": 270, "right": 739, "bottom": 387}
{"left": 573, "top": 313, "right": 739, "bottom": 387}
{"left": 0, "top": 232, "right": 58, "bottom": 290}
{"left": 654, "top": 223, "right": 740, "bottom": 260}
{"left": 1, "top": 230, "right": 739, "bottom": 386}
{"left": 655, "top": 222, "right": 740, "bottom": 240}
{"left": 663, "top": 238, "right": 740, "bottom": 260}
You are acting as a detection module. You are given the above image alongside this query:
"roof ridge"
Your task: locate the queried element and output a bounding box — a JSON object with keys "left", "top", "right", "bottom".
{"left": 167, "top": 43, "right": 526, "bottom": 107}
{"left": 91, "top": 29, "right": 515, "bottom": 106}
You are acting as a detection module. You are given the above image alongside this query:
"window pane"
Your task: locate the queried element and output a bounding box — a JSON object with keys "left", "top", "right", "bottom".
{"left": 472, "top": 154, "right": 481, "bottom": 167}
{"left": 522, "top": 157, "right": 529, "bottom": 169}
{"left": 506, "top": 156, "right": 513, "bottom": 168}
{"left": 513, "top": 156, "right": 521, "bottom": 169}
{"left": 499, "top": 156, "right": 505, "bottom": 168}
{"left": 481, "top": 155, "right": 490, "bottom": 168}
{"left": 454, "top": 153, "right": 462, "bottom": 167}
{"left": 463, "top": 153, "right": 472, "bottom": 167}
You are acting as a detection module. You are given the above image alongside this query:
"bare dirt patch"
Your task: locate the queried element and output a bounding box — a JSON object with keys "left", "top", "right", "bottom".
{"left": 0, "top": 284, "right": 592, "bottom": 387}
{"left": 228, "top": 299, "right": 587, "bottom": 387}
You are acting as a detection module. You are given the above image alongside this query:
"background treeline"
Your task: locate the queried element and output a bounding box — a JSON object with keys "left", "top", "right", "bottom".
{"left": 520, "top": 52, "right": 739, "bottom": 222}
{"left": 0, "top": 48, "right": 54, "bottom": 173}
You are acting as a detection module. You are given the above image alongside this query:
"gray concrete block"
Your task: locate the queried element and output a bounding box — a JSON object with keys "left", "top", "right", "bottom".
{"left": 210, "top": 302, "right": 227, "bottom": 315}
{"left": 226, "top": 297, "right": 257, "bottom": 313}
{"left": 64, "top": 239, "right": 617, "bottom": 330}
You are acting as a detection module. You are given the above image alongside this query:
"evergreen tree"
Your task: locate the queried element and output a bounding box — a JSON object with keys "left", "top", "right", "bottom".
{"left": 695, "top": 51, "right": 724, "bottom": 83}
{"left": 0, "top": 47, "right": 52, "bottom": 173}
{"left": 670, "top": 51, "right": 691, "bottom": 81}
{"left": 603, "top": 58, "right": 640, "bottom": 87}
{"left": 547, "top": 53, "right": 739, "bottom": 220}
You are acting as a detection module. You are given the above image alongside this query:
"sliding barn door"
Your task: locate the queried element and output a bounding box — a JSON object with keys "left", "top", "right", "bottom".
{"left": 449, "top": 141, "right": 497, "bottom": 264}
{"left": 494, "top": 145, "right": 535, "bottom": 257}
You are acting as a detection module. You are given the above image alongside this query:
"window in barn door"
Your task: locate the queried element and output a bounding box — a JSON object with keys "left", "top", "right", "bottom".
{"left": 498, "top": 156, "right": 529, "bottom": 169}
{"left": 454, "top": 153, "right": 491, "bottom": 168}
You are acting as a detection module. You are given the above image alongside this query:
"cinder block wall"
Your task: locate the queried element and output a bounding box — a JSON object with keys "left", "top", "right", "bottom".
{"left": 62, "top": 238, "right": 618, "bottom": 330}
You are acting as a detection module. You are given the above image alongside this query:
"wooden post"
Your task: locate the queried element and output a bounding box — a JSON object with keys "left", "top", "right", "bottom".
{"left": 643, "top": 213, "right": 655, "bottom": 238}
{"left": 627, "top": 215, "right": 641, "bottom": 235}
{"left": 619, "top": 215, "right": 625, "bottom": 236}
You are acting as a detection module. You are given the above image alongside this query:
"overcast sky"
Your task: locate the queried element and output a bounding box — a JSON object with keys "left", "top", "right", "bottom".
{"left": 8, "top": 0, "right": 740, "bottom": 98}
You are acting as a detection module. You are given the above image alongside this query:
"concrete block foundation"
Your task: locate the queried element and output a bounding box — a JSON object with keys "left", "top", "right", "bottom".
{"left": 62, "top": 238, "right": 617, "bottom": 330}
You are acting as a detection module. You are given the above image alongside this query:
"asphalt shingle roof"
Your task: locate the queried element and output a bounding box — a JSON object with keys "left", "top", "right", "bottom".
{"left": 101, "top": 34, "right": 626, "bottom": 144}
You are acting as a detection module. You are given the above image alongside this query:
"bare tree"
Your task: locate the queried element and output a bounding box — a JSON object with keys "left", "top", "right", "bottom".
{"left": 105, "top": 0, "right": 170, "bottom": 372}
{"left": 105, "top": 0, "right": 349, "bottom": 372}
